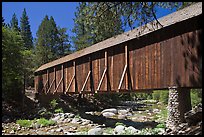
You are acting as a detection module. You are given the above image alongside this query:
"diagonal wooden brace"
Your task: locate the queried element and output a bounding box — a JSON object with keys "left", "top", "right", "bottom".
{"left": 118, "top": 64, "right": 127, "bottom": 92}
{"left": 80, "top": 70, "right": 91, "bottom": 93}
{"left": 65, "top": 74, "right": 75, "bottom": 94}
{"left": 53, "top": 77, "right": 63, "bottom": 94}
{"left": 96, "top": 68, "right": 107, "bottom": 93}
{"left": 46, "top": 79, "right": 55, "bottom": 94}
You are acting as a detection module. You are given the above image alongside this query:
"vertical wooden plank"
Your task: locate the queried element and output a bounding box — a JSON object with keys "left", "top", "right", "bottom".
{"left": 54, "top": 67, "right": 56, "bottom": 93}
{"left": 47, "top": 69, "right": 49, "bottom": 92}
{"left": 105, "top": 51, "right": 108, "bottom": 91}
{"left": 73, "top": 61, "right": 76, "bottom": 92}
{"left": 157, "top": 42, "right": 161, "bottom": 88}
{"left": 61, "top": 64, "right": 64, "bottom": 93}
{"left": 125, "top": 45, "right": 128, "bottom": 90}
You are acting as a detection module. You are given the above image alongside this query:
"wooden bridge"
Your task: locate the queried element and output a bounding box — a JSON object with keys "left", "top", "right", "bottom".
{"left": 34, "top": 3, "right": 202, "bottom": 95}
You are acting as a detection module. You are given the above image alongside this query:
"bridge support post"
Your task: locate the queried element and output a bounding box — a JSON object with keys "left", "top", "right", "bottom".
{"left": 166, "top": 86, "right": 192, "bottom": 131}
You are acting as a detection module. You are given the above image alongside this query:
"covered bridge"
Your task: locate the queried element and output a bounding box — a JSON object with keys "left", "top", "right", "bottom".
{"left": 34, "top": 3, "right": 202, "bottom": 95}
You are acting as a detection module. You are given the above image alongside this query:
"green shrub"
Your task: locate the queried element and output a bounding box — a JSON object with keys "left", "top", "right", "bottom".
{"left": 37, "top": 118, "right": 55, "bottom": 127}
{"left": 16, "top": 119, "right": 32, "bottom": 127}
{"left": 191, "top": 89, "right": 202, "bottom": 107}
{"left": 152, "top": 91, "right": 160, "bottom": 101}
{"left": 50, "top": 99, "right": 58, "bottom": 109}
{"left": 152, "top": 90, "right": 169, "bottom": 104}
{"left": 54, "top": 108, "right": 64, "bottom": 113}
{"left": 115, "top": 122, "right": 125, "bottom": 126}
{"left": 156, "top": 123, "right": 166, "bottom": 128}
{"left": 159, "top": 90, "right": 169, "bottom": 104}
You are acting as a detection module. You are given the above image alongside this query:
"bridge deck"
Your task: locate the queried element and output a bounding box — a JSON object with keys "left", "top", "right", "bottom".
{"left": 35, "top": 3, "right": 202, "bottom": 94}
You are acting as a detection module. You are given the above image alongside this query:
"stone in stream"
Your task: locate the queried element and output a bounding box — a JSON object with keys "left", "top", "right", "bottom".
{"left": 114, "top": 125, "right": 125, "bottom": 135}
{"left": 102, "top": 112, "right": 116, "bottom": 118}
{"left": 101, "top": 108, "right": 118, "bottom": 114}
{"left": 56, "top": 127, "right": 63, "bottom": 132}
{"left": 126, "top": 126, "right": 140, "bottom": 134}
{"left": 88, "top": 127, "right": 103, "bottom": 135}
{"left": 71, "top": 118, "right": 81, "bottom": 124}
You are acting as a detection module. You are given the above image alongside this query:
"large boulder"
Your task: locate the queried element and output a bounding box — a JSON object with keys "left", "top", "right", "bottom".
{"left": 101, "top": 108, "right": 118, "bottom": 114}
{"left": 102, "top": 112, "right": 115, "bottom": 118}
{"left": 88, "top": 127, "right": 103, "bottom": 135}
{"left": 114, "top": 125, "right": 125, "bottom": 135}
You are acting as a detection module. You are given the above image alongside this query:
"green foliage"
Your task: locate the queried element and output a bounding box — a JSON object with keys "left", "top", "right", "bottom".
{"left": 2, "top": 26, "right": 24, "bottom": 100}
{"left": 34, "top": 15, "right": 71, "bottom": 68}
{"left": 10, "top": 13, "right": 20, "bottom": 32}
{"left": 152, "top": 90, "right": 169, "bottom": 104}
{"left": 54, "top": 108, "right": 64, "bottom": 113}
{"left": 50, "top": 99, "right": 58, "bottom": 109}
{"left": 37, "top": 118, "right": 55, "bottom": 127}
{"left": 84, "top": 2, "right": 196, "bottom": 32}
{"left": 156, "top": 123, "right": 166, "bottom": 128}
{"left": 115, "top": 122, "right": 125, "bottom": 126}
{"left": 20, "top": 8, "right": 33, "bottom": 50}
{"left": 72, "top": 2, "right": 124, "bottom": 51}
{"left": 190, "top": 89, "right": 202, "bottom": 107}
{"left": 16, "top": 119, "right": 32, "bottom": 127}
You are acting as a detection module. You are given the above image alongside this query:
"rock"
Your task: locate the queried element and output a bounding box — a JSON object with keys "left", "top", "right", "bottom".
{"left": 118, "top": 114, "right": 127, "bottom": 119}
{"left": 85, "top": 111, "right": 94, "bottom": 115}
{"left": 114, "top": 125, "right": 125, "bottom": 135}
{"left": 51, "top": 116, "right": 61, "bottom": 122}
{"left": 102, "top": 112, "right": 115, "bottom": 118}
{"left": 88, "top": 127, "right": 103, "bottom": 135}
{"left": 126, "top": 126, "right": 139, "bottom": 134}
{"left": 56, "top": 127, "right": 63, "bottom": 132}
{"left": 10, "top": 130, "right": 15, "bottom": 134}
{"left": 118, "top": 109, "right": 129, "bottom": 115}
{"left": 153, "top": 109, "right": 160, "bottom": 113}
{"left": 71, "top": 118, "right": 81, "bottom": 124}
{"left": 101, "top": 108, "right": 118, "bottom": 114}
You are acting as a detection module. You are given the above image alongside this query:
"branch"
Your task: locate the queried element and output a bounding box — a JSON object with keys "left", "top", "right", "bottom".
{"left": 151, "top": 2, "right": 163, "bottom": 28}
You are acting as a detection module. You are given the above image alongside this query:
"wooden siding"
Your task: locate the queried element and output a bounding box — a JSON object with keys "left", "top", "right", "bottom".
{"left": 34, "top": 10, "right": 202, "bottom": 94}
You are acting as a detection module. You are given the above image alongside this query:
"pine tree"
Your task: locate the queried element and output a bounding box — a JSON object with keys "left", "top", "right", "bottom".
{"left": 34, "top": 15, "right": 71, "bottom": 67}
{"left": 20, "top": 8, "right": 33, "bottom": 50}
{"left": 72, "top": 2, "right": 124, "bottom": 51}
{"left": 57, "top": 26, "right": 71, "bottom": 57}
{"left": 10, "top": 13, "right": 20, "bottom": 32}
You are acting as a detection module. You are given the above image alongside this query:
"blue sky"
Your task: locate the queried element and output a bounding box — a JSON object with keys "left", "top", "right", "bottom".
{"left": 2, "top": 2, "right": 176, "bottom": 43}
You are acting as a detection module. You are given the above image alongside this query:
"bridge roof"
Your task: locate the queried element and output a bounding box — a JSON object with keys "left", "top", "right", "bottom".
{"left": 35, "top": 2, "right": 202, "bottom": 72}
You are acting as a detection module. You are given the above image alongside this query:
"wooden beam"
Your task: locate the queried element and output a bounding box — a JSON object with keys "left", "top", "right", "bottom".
{"left": 118, "top": 64, "right": 127, "bottom": 91}
{"left": 105, "top": 51, "right": 108, "bottom": 91}
{"left": 53, "top": 77, "right": 63, "bottom": 94}
{"left": 61, "top": 64, "right": 64, "bottom": 93}
{"left": 65, "top": 74, "right": 75, "bottom": 93}
{"left": 73, "top": 61, "right": 76, "bottom": 92}
{"left": 47, "top": 69, "right": 49, "bottom": 91}
{"left": 80, "top": 70, "right": 91, "bottom": 93}
{"left": 125, "top": 45, "right": 129, "bottom": 90}
{"left": 41, "top": 80, "right": 48, "bottom": 93}
{"left": 46, "top": 79, "right": 55, "bottom": 94}
{"left": 54, "top": 67, "right": 56, "bottom": 93}
{"left": 96, "top": 68, "right": 107, "bottom": 92}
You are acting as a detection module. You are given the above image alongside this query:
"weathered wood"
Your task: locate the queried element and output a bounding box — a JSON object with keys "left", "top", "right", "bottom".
{"left": 53, "top": 77, "right": 63, "bottom": 94}
{"left": 118, "top": 65, "right": 127, "bottom": 91}
{"left": 65, "top": 74, "right": 75, "bottom": 93}
{"left": 96, "top": 68, "right": 107, "bottom": 92}
{"left": 81, "top": 70, "right": 91, "bottom": 93}
{"left": 35, "top": 2, "right": 202, "bottom": 73}
{"left": 35, "top": 3, "right": 202, "bottom": 94}
{"left": 46, "top": 79, "right": 55, "bottom": 94}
